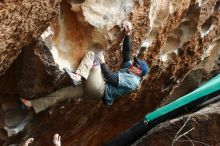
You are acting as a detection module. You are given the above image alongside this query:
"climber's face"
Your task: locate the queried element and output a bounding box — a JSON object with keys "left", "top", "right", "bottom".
{"left": 128, "top": 62, "right": 142, "bottom": 77}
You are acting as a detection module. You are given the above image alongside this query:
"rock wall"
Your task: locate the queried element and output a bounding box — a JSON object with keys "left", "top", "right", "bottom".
{"left": 163, "top": 36, "right": 220, "bottom": 105}
{"left": 0, "top": 0, "right": 220, "bottom": 146}
{"left": 140, "top": 0, "right": 220, "bottom": 110}
{"left": 0, "top": 0, "right": 60, "bottom": 76}
{"left": 0, "top": 40, "right": 70, "bottom": 145}
{"left": 50, "top": 0, "right": 134, "bottom": 70}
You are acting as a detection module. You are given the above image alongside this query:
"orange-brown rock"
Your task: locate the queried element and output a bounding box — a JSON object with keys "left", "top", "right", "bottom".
{"left": 0, "top": 0, "right": 220, "bottom": 146}
{"left": 0, "top": 0, "right": 60, "bottom": 76}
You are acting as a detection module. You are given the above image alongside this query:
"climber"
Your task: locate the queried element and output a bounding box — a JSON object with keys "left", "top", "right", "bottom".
{"left": 20, "top": 21, "right": 149, "bottom": 114}
{"left": 22, "top": 133, "right": 61, "bottom": 146}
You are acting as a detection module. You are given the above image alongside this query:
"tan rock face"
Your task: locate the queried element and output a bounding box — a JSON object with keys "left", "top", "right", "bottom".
{"left": 0, "top": 0, "right": 60, "bottom": 76}
{"left": 81, "top": 0, "right": 133, "bottom": 30}
{"left": 50, "top": 0, "right": 133, "bottom": 70}
{"left": 0, "top": 0, "right": 220, "bottom": 146}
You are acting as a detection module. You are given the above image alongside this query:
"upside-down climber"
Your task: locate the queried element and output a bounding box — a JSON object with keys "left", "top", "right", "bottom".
{"left": 20, "top": 21, "right": 149, "bottom": 114}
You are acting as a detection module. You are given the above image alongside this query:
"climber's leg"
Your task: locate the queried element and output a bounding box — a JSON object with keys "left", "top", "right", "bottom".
{"left": 84, "top": 65, "right": 105, "bottom": 99}
{"left": 30, "top": 85, "right": 84, "bottom": 113}
{"left": 64, "top": 51, "right": 100, "bottom": 86}
{"left": 75, "top": 51, "right": 96, "bottom": 79}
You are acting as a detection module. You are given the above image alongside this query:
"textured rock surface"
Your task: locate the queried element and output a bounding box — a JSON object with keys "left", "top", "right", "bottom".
{"left": 0, "top": 0, "right": 220, "bottom": 146}
{"left": 132, "top": 101, "right": 220, "bottom": 146}
{"left": 51, "top": 0, "right": 133, "bottom": 70}
{"left": 163, "top": 40, "right": 220, "bottom": 105}
{"left": 81, "top": 0, "right": 133, "bottom": 30}
{"left": 0, "top": 41, "right": 67, "bottom": 98}
{"left": 0, "top": 41, "right": 70, "bottom": 145}
{"left": 0, "top": 0, "right": 60, "bottom": 76}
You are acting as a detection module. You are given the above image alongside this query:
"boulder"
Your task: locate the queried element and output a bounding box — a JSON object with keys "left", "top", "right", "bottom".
{"left": 0, "top": 0, "right": 220, "bottom": 145}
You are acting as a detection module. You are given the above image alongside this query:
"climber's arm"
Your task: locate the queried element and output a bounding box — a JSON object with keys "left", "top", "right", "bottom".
{"left": 122, "top": 21, "right": 133, "bottom": 68}
{"left": 98, "top": 51, "right": 119, "bottom": 86}
{"left": 100, "top": 63, "right": 118, "bottom": 86}
{"left": 122, "top": 34, "right": 131, "bottom": 63}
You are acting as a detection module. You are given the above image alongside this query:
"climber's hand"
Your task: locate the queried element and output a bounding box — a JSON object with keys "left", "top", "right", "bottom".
{"left": 53, "top": 133, "right": 61, "bottom": 146}
{"left": 123, "top": 21, "right": 132, "bottom": 35}
{"left": 23, "top": 138, "right": 34, "bottom": 146}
